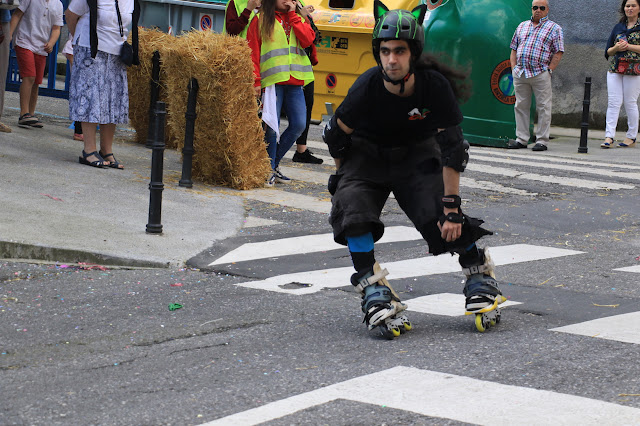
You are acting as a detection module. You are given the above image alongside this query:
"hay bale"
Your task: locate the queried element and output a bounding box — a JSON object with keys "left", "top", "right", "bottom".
{"left": 127, "top": 28, "right": 177, "bottom": 147}
{"left": 162, "top": 30, "right": 270, "bottom": 190}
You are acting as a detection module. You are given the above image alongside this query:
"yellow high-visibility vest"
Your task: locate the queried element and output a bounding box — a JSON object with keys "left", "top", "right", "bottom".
{"left": 258, "top": 14, "right": 314, "bottom": 88}
{"left": 223, "top": 0, "right": 256, "bottom": 38}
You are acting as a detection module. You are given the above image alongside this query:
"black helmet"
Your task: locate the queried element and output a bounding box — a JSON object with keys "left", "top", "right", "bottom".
{"left": 372, "top": 1, "right": 427, "bottom": 64}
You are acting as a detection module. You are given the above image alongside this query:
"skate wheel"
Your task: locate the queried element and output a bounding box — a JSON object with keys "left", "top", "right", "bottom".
{"left": 403, "top": 320, "right": 412, "bottom": 331}
{"left": 475, "top": 314, "right": 486, "bottom": 333}
{"left": 379, "top": 325, "right": 401, "bottom": 339}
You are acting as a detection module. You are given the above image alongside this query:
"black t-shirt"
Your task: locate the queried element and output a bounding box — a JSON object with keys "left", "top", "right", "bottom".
{"left": 335, "top": 66, "right": 463, "bottom": 145}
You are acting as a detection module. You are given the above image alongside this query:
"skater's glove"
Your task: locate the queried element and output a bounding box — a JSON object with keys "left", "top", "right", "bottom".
{"left": 328, "top": 174, "right": 341, "bottom": 195}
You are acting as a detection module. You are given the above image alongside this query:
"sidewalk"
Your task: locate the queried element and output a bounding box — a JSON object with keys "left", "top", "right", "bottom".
{"left": 1, "top": 90, "right": 639, "bottom": 267}
{"left": 0, "top": 92, "right": 245, "bottom": 268}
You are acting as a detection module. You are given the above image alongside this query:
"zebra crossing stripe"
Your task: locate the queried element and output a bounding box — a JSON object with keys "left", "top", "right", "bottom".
{"left": 241, "top": 189, "right": 331, "bottom": 214}
{"left": 613, "top": 265, "right": 640, "bottom": 273}
{"left": 550, "top": 311, "right": 640, "bottom": 345}
{"left": 406, "top": 293, "right": 521, "bottom": 316}
{"left": 201, "top": 366, "right": 640, "bottom": 425}
{"left": 472, "top": 153, "right": 640, "bottom": 181}
{"left": 465, "top": 163, "right": 635, "bottom": 190}
{"left": 235, "top": 244, "right": 583, "bottom": 295}
{"left": 473, "top": 147, "right": 640, "bottom": 171}
{"left": 209, "top": 226, "right": 422, "bottom": 266}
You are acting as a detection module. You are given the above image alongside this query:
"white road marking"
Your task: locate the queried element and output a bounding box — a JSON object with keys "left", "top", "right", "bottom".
{"left": 473, "top": 146, "right": 640, "bottom": 170}
{"left": 242, "top": 217, "right": 282, "bottom": 228}
{"left": 406, "top": 293, "right": 521, "bottom": 316}
{"left": 550, "top": 311, "right": 640, "bottom": 345}
{"left": 209, "top": 226, "right": 423, "bottom": 266}
{"left": 614, "top": 265, "right": 640, "bottom": 273}
{"left": 472, "top": 153, "right": 640, "bottom": 181}
{"left": 242, "top": 189, "right": 331, "bottom": 214}
{"left": 459, "top": 176, "right": 537, "bottom": 196}
{"left": 465, "top": 163, "right": 634, "bottom": 190}
{"left": 202, "top": 366, "right": 640, "bottom": 425}
{"left": 235, "top": 244, "right": 583, "bottom": 295}
{"left": 278, "top": 166, "right": 330, "bottom": 185}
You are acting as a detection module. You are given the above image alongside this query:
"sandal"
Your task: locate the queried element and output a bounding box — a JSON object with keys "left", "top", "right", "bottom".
{"left": 618, "top": 138, "right": 636, "bottom": 148}
{"left": 99, "top": 151, "right": 124, "bottom": 169}
{"left": 18, "top": 113, "right": 37, "bottom": 126}
{"left": 601, "top": 137, "right": 615, "bottom": 148}
{"left": 79, "top": 150, "right": 107, "bottom": 168}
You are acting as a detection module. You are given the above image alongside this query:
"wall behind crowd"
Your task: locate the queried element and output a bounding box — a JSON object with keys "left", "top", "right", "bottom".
{"left": 549, "top": 0, "right": 620, "bottom": 128}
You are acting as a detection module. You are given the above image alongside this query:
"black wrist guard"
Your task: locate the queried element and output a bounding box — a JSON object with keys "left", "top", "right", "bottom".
{"left": 439, "top": 211, "right": 465, "bottom": 227}
{"left": 442, "top": 195, "right": 461, "bottom": 209}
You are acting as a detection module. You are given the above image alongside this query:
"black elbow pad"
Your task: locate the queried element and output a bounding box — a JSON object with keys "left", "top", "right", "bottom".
{"left": 437, "top": 126, "right": 469, "bottom": 172}
{"left": 322, "top": 115, "right": 352, "bottom": 159}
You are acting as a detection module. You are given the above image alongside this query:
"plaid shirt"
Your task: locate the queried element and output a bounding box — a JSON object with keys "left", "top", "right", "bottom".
{"left": 510, "top": 17, "right": 564, "bottom": 78}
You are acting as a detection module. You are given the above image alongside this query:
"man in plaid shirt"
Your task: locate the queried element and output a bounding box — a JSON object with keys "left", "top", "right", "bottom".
{"left": 508, "top": 0, "right": 564, "bottom": 151}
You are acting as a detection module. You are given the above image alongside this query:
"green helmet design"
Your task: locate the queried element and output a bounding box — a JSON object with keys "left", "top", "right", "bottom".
{"left": 372, "top": 0, "right": 428, "bottom": 64}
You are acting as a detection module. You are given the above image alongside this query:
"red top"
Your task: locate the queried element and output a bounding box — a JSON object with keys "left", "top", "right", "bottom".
{"left": 246, "top": 10, "right": 316, "bottom": 87}
{"left": 225, "top": 0, "right": 253, "bottom": 36}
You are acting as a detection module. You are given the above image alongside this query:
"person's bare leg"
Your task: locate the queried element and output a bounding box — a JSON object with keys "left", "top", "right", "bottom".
{"left": 19, "top": 76, "right": 34, "bottom": 116}
{"left": 99, "top": 124, "right": 123, "bottom": 169}
{"left": 81, "top": 122, "right": 105, "bottom": 164}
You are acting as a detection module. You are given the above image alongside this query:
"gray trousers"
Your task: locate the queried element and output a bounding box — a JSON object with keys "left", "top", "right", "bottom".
{"left": 513, "top": 71, "right": 553, "bottom": 145}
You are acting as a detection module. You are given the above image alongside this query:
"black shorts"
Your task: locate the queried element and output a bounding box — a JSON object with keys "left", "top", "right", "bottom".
{"left": 329, "top": 137, "right": 444, "bottom": 246}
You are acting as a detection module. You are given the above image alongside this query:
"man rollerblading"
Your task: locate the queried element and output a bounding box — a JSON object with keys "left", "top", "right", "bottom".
{"left": 324, "top": 0, "right": 506, "bottom": 338}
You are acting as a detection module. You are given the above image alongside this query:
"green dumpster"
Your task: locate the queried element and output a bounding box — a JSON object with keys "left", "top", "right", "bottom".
{"left": 423, "top": 0, "right": 533, "bottom": 147}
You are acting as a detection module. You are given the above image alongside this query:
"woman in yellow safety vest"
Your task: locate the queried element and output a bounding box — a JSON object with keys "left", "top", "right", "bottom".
{"left": 247, "top": 0, "right": 315, "bottom": 186}
{"left": 223, "top": 0, "right": 260, "bottom": 37}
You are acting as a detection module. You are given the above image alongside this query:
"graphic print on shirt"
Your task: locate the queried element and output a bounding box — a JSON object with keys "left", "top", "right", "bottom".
{"left": 408, "top": 107, "right": 431, "bottom": 120}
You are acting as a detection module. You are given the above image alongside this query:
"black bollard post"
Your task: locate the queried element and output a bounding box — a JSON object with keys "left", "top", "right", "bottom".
{"left": 578, "top": 77, "right": 592, "bottom": 154}
{"left": 146, "top": 101, "right": 166, "bottom": 234}
{"left": 179, "top": 78, "right": 199, "bottom": 188}
{"left": 146, "top": 51, "right": 161, "bottom": 149}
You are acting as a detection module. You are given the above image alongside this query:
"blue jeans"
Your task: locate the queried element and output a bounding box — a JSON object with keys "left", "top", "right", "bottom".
{"left": 265, "top": 85, "right": 307, "bottom": 170}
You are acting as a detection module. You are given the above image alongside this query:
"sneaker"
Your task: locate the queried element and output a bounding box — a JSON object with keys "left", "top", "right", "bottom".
{"left": 292, "top": 148, "right": 323, "bottom": 164}
{"left": 506, "top": 139, "right": 527, "bottom": 149}
{"left": 18, "top": 113, "right": 37, "bottom": 126}
{"left": 531, "top": 142, "right": 548, "bottom": 151}
{"left": 274, "top": 167, "right": 292, "bottom": 184}
{"left": 0, "top": 122, "right": 11, "bottom": 133}
{"left": 265, "top": 173, "right": 276, "bottom": 187}
{"left": 73, "top": 133, "right": 84, "bottom": 141}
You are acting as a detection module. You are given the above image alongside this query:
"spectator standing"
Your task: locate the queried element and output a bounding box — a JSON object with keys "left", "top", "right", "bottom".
{"left": 223, "top": 0, "right": 260, "bottom": 37}
{"left": 65, "top": 0, "right": 139, "bottom": 169}
{"left": 9, "top": 0, "right": 64, "bottom": 128}
{"left": 62, "top": 38, "right": 83, "bottom": 141}
{"left": 247, "top": 0, "right": 315, "bottom": 186}
{"left": 291, "top": 1, "right": 323, "bottom": 165}
{"left": 508, "top": 0, "right": 563, "bottom": 151}
{"left": 0, "top": 9, "right": 11, "bottom": 133}
{"left": 602, "top": 0, "right": 640, "bottom": 149}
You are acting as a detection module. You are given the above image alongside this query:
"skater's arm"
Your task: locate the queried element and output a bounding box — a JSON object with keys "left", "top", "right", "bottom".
{"left": 439, "top": 166, "right": 462, "bottom": 242}
{"left": 331, "top": 118, "right": 353, "bottom": 169}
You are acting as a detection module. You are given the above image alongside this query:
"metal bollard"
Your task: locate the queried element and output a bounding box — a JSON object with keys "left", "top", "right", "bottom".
{"left": 146, "top": 101, "right": 166, "bottom": 234}
{"left": 146, "top": 51, "right": 161, "bottom": 149}
{"left": 179, "top": 78, "right": 199, "bottom": 188}
{"left": 578, "top": 77, "right": 591, "bottom": 154}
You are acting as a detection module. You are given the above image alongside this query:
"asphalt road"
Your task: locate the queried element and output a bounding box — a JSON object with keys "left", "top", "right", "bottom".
{"left": 3, "top": 118, "right": 640, "bottom": 424}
